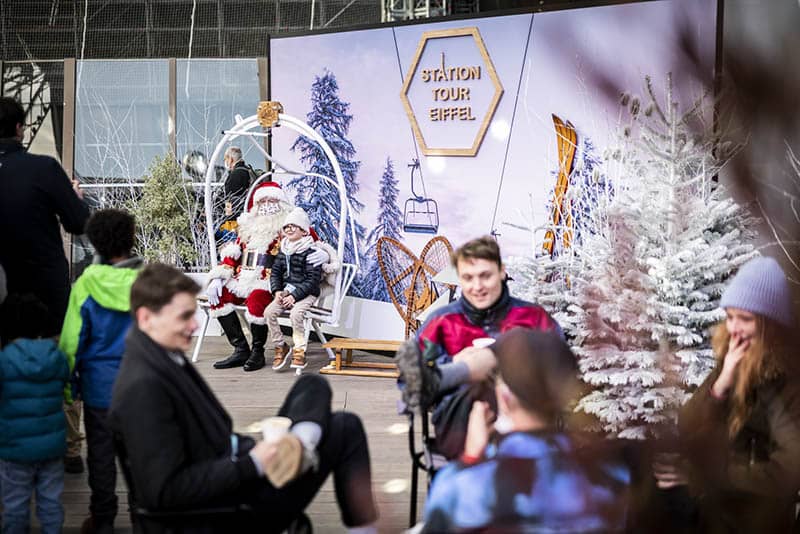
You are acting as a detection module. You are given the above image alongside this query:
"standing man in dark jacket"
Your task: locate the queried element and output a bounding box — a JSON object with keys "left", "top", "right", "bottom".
{"left": 222, "top": 146, "right": 254, "bottom": 217}
{"left": 0, "top": 97, "right": 90, "bottom": 340}
{"left": 214, "top": 146, "right": 255, "bottom": 244}
{"left": 109, "top": 264, "right": 378, "bottom": 534}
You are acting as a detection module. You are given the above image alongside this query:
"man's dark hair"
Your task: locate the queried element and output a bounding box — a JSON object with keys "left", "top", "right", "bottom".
{"left": 0, "top": 97, "right": 25, "bottom": 139}
{"left": 86, "top": 209, "right": 136, "bottom": 261}
{"left": 130, "top": 263, "right": 200, "bottom": 314}
{"left": 452, "top": 235, "right": 502, "bottom": 269}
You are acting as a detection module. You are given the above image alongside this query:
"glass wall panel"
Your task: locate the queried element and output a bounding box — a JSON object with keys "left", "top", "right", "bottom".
{"left": 176, "top": 59, "right": 261, "bottom": 270}
{"left": 176, "top": 58, "right": 261, "bottom": 180}
{"left": 74, "top": 60, "right": 170, "bottom": 181}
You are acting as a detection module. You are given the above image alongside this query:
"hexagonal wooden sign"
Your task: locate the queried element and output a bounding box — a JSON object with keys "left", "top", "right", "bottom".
{"left": 400, "top": 27, "right": 503, "bottom": 157}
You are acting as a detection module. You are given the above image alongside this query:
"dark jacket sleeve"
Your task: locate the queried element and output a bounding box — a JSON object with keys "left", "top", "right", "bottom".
{"left": 680, "top": 368, "right": 800, "bottom": 498}
{"left": 289, "top": 252, "right": 321, "bottom": 301}
{"left": 224, "top": 166, "right": 251, "bottom": 197}
{"left": 680, "top": 368, "right": 731, "bottom": 489}
{"left": 727, "top": 382, "right": 800, "bottom": 497}
{"left": 113, "top": 377, "right": 258, "bottom": 509}
{"left": 48, "top": 159, "right": 89, "bottom": 234}
{"left": 270, "top": 252, "right": 287, "bottom": 294}
{"left": 76, "top": 299, "right": 93, "bottom": 365}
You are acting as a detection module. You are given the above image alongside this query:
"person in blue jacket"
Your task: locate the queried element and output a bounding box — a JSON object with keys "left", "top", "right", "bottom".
{"left": 422, "top": 328, "right": 631, "bottom": 533}
{"left": 59, "top": 208, "right": 142, "bottom": 534}
{"left": 0, "top": 293, "right": 70, "bottom": 534}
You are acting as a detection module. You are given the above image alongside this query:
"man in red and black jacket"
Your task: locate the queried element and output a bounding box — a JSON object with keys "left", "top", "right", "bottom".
{"left": 402, "top": 235, "right": 561, "bottom": 459}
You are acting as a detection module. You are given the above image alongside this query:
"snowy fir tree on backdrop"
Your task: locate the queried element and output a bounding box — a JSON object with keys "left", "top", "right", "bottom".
{"left": 547, "top": 134, "right": 612, "bottom": 256}
{"left": 574, "top": 74, "right": 758, "bottom": 439}
{"left": 360, "top": 157, "right": 403, "bottom": 302}
{"left": 289, "top": 70, "right": 366, "bottom": 274}
{"left": 507, "top": 130, "right": 613, "bottom": 340}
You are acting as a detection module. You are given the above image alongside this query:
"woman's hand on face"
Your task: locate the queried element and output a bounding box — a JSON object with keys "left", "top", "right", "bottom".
{"left": 712, "top": 334, "right": 751, "bottom": 398}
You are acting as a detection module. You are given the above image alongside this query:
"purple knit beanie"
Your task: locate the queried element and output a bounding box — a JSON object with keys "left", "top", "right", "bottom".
{"left": 719, "top": 256, "right": 794, "bottom": 328}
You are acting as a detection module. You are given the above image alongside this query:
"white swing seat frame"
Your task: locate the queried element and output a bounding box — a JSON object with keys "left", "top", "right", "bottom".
{"left": 190, "top": 110, "right": 360, "bottom": 366}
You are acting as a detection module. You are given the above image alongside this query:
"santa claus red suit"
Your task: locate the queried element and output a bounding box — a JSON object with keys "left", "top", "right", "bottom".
{"left": 206, "top": 181, "right": 337, "bottom": 371}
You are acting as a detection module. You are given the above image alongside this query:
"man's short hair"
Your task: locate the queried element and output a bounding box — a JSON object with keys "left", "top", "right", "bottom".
{"left": 0, "top": 97, "right": 25, "bottom": 138}
{"left": 86, "top": 209, "right": 136, "bottom": 261}
{"left": 451, "top": 235, "right": 502, "bottom": 269}
{"left": 130, "top": 264, "right": 200, "bottom": 315}
{"left": 224, "top": 146, "right": 243, "bottom": 162}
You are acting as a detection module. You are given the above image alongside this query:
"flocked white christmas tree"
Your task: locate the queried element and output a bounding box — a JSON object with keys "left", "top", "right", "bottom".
{"left": 573, "top": 74, "right": 758, "bottom": 439}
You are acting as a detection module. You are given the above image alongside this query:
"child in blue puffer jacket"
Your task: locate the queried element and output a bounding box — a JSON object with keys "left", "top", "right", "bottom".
{"left": 0, "top": 293, "right": 70, "bottom": 534}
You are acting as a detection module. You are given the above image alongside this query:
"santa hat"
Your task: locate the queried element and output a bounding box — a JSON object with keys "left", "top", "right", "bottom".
{"left": 247, "top": 181, "right": 289, "bottom": 211}
{"left": 283, "top": 207, "right": 312, "bottom": 233}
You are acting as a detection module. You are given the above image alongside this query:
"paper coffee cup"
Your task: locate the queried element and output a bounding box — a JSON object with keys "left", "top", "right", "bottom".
{"left": 472, "top": 337, "right": 495, "bottom": 348}
{"left": 261, "top": 416, "right": 292, "bottom": 444}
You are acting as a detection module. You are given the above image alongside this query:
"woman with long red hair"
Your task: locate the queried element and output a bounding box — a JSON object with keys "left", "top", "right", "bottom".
{"left": 680, "top": 256, "right": 800, "bottom": 532}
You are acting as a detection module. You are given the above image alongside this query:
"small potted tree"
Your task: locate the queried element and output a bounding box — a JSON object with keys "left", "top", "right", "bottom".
{"left": 131, "top": 153, "right": 198, "bottom": 267}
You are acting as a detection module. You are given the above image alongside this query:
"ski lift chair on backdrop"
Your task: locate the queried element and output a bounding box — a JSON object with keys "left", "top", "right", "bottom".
{"left": 403, "top": 159, "right": 439, "bottom": 235}
{"left": 190, "top": 103, "right": 360, "bottom": 374}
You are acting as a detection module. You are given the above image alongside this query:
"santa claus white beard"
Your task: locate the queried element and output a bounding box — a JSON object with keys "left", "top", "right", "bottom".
{"left": 236, "top": 206, "right": 293, "bottom": 249}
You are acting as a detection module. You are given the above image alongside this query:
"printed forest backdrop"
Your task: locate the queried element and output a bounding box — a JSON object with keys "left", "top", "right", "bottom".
{"left": 269, "top": 0, "right": 719, "bottom": 302}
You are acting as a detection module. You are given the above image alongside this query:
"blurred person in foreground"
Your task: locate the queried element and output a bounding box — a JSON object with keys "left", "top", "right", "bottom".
{"left": 679, "top": 256, "right": 800, "bottom": 533}
{"left": 421, "top": 327, "right": 631, "bottom": 533}
{"left": 109, "top": 264, "right": 377, "bottom": 533}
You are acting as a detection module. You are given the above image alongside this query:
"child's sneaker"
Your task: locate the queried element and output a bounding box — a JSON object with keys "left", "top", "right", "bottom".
{"left": 272, "top": 343, "right": 291, "bottom": 370}
{"left": 290, "top": 348, "right": 307, "bottom": 370}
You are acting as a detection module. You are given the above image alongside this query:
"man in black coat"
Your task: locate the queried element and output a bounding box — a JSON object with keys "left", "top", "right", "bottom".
{"left": 109, "top": 264, "right": 378, "bottom": 534}
{"left": 0, "top": 97, "right": 90, "bottom": 339}
{"left": 222, "top": 146, "right": 253, "bottom": 216}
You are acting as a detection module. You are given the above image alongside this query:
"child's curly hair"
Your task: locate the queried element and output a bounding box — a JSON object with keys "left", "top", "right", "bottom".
{"left": 86, "top": 209, "right": 136, "bottom": 261}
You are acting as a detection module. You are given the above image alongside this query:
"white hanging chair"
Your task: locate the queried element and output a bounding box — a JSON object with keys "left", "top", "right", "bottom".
{"left": 191, "top": 107, "right": 360, "bottom": 372}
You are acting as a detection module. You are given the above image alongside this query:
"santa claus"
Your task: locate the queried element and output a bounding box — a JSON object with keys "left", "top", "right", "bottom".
{"left": 205, "top": 181, "right": 337, "bottom": 371}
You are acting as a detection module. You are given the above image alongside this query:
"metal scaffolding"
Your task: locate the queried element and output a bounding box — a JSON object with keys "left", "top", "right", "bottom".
{"left": 0, "top": 0, "right": 381, "bottom": 61}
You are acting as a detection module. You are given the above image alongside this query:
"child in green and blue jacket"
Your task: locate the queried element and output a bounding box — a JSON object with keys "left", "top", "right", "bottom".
{"left": 59, "top": 209, "right": 142, "bottom": 533}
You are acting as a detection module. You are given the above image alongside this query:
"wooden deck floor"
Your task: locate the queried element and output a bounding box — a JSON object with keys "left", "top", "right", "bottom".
{"left": 61, "top": 336, "right": 425, "bottom": 533}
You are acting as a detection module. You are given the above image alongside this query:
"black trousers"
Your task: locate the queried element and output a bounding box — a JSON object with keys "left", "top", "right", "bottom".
{"left": 242, "top": 374, "right": 378, "bottom": 532}
{"left": 84, "top": 405, "right": 119, "bottom": 522}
